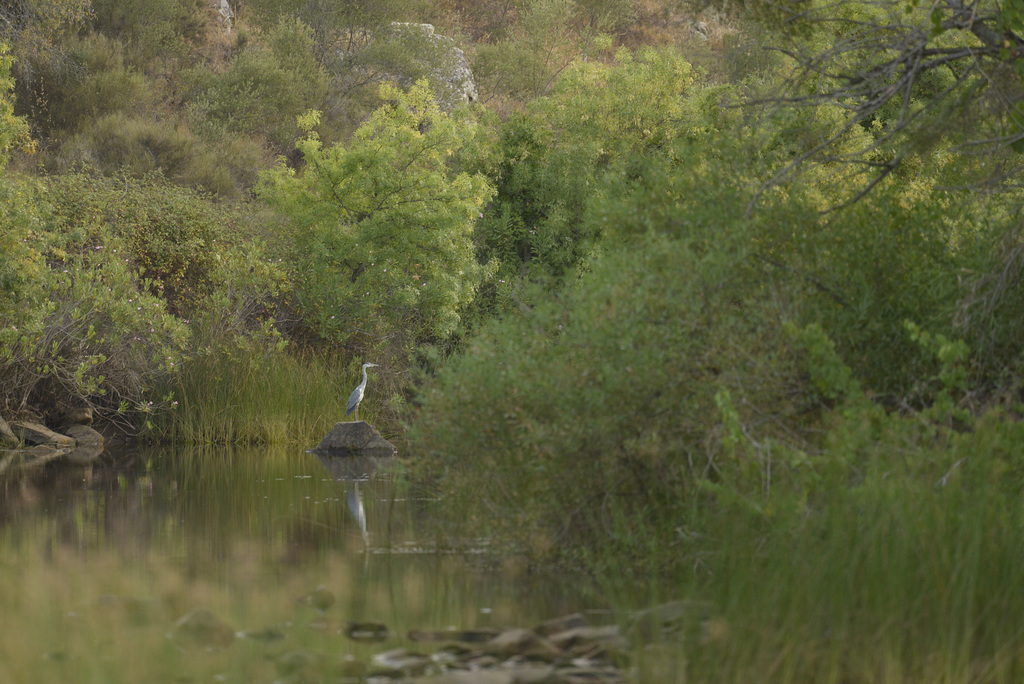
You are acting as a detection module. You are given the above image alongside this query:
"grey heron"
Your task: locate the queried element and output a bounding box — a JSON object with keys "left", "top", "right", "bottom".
{"left": 347, "top": 362, "right": 378, "bottom": 421}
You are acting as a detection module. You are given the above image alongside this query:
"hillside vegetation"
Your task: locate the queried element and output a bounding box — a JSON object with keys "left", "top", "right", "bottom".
{"left": 4, "top": 1, "right": 1024, "bottom": 680}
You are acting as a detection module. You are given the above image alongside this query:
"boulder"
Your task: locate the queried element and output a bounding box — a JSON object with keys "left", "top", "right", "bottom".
{"left": 170, "top": 608, "right": 236, "bottom": 650}
{"left": 59, "top": 406, "right": 93, "bottom": 428}
{"left": 482, "top": 628, "right": 562, "bottom": 661}
{"left": 313, "top": 421, "right": 396, "bottom": 456}
{"left": 204, "top": 0, "right": 233, "bottom": 34}
{"left": 627, "top": 599, "right": 713, "bottom": 643}
{"left": 10, "top": 421, "right": 75, "bottom": 447}
{"left": 65, "top": 424, "right": 104, "bottom": 446}
{"left": 369, "top": 648, "right": 432, "bottom": 677}
{"left": 534, "top": 612, "right": 589, "bottom": 637}
{"left": 386, "top": 23, "right": 478, "bottom": 108}
{"left": 548, "top": 624, "right": 626, "bottom": 652}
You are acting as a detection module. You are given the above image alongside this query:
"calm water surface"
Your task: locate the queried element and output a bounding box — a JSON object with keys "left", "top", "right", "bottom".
{"left": 0, "top": 446, "right": 601, "bottom": 683}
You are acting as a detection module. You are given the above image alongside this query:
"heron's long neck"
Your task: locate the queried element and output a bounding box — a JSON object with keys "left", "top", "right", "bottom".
{"left": 361, "top": 367, "right": 369, "bottom": 387}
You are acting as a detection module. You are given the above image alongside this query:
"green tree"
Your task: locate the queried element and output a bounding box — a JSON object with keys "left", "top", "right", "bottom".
{"left": 475, "top": 47, "right": 698, "bottom": 281}
{"left": 258, "top": 80, "right": 494, "bottom": 352}
{"left": 742, "top": 0, "right": 1024, "bottom": 203}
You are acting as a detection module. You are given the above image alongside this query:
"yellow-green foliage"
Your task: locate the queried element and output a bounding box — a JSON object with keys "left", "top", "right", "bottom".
{"left": 0, "top": 44, "right": 32, "bottom": 167}
{"left": 47, "top": 173, "right": 287, "bottom": 319}
{"left": 475, "top": 47, "right": 701, "bottom": 282}
{"left": 0, "top": 178, "right": 190, "bottom": 413}
{"left": 0, "top": 172, "right": 288, "bottom": 415}
{"left": 258, "top": 81, "right": 495, "bottom": 352}
{"left": 0, "top": 176, "right": 46, "bottom": 330}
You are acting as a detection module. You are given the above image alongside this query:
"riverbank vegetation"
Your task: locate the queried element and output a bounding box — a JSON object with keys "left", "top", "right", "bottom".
{"left": 4, "top": 0, "right": 1024, "bottom": 680}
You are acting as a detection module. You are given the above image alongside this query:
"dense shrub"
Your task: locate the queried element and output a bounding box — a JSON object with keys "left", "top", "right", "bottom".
{"left": 13, "top": 32, "right": 155, "bottom": 137}
{"left": 46, "top": 173, "right": 283, "bottom": 319}
{"left": 411, "top": 144, "right": 821, "bottom": 560}
{"left": 185, "top": 16, "right": 329, "bottom": 152}
{"left": 257, "top": 82, "right": 494, "bottom": 355}
{"left": 0, "top": 176, "right": 190, "bottom": 416}
{"left": 90, "top": 0, "right": 205, "bottom": 61}
{"left": 411, "top": 109, "right": 1016, "bottom": 571}
{"left": 0, "top": 45, "right": 32, "bottom": 163}
{"left": 1, "top": 171, "right": 288, "bottom": 419}
{"left": 53, "top": 113, "right": 271, "bottom": 197}
{"left": 474, "top": 47, "right": 699, "bottom": 282}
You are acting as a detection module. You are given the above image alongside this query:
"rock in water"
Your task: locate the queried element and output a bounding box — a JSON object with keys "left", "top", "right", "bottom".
{"left": 296, "top": 585, "right": 336, "bottom": 612}
{"left": 313, "top": 421, "right": 396, "bottom": 456}
{"left": 346, "top": 621, "right": 389, "bottom": 642}
{"left": 10, "top": 421, "right": 75, "bottom": 447}
{"left": 64, "top": 424, "right": 104, "bottom": 464}
{"left": 170, "top": 608, "right": 236, "bottom": 650}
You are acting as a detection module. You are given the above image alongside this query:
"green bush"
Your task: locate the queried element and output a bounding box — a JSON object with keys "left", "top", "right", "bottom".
{"left": 186, "top": 16, "right": 329, "bottom": 152}
{"left": 56, "top": 113, "right": 197, "bottom": 180}
{"left": 55, "top": 112, "right": 271, "bottom": 197}
{"left": 0, "top": 171, "right": 290, "bottom": 420}
{"left": 0, "top": 176, "right": 190, "bottom": 415}
{"left": 410, "top": 107, "right": 1013, "bottom": 569}
{"left": 0, "top": 43, "right": 33, "bottom": 166}
{"left": 14, "top": 33, "right": 154, "bottom": 137}
{"left": 258, "top": 82, "right": 494, "bottom": 354}
{"left": 411, "top": 147, "right": 819, "bottom": 562}
{"left": 474, "top": 47, "right": 700, "bottom": 282}
{"left": 90, "top": 0, "right": 205, "bottom": 61}
{"left": 46, "top": 173, "right": 284, "bottom": 319}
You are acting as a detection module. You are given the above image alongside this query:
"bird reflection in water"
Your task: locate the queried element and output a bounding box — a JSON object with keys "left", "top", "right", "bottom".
{"left": 346, "top": 483, "right": 368, "bottom": 544}
{"left": 314, "top": 453, "right": 391, "bottom": 551}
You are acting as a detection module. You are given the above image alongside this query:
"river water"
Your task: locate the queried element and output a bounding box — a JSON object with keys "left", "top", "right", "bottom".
{"left": 0, "top": 447, "right": 602, "bottom": 683}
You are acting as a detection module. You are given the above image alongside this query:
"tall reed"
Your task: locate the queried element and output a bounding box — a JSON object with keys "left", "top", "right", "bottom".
{"left": 149, "top": 346, "right": 357, "bottom": 445}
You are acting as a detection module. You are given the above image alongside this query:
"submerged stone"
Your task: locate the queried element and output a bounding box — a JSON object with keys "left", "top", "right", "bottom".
{"left": 483, "top": 628, "right": 562, "bottom": 660}
{"left": 170, "top": 608, "right": 236, "bottom": 650}
{"left": 313, "top": 421, "right": 397, "bottom": 456}
{"left": 238, "top": 626, "right": 286, "bottom": 642}
{"left": 346, "top": 621, "right": 389, "bottom": 642}
{"left": 534, "top": 613, "right": 589, "bottom": 637}
{"left": 407, "top": 672, "right": 516, "bottom": 684}
{"left": 409, "top": 628, "right": 501, "bottom": 643}
{"left": 627, "top": 599, "right": 713, "bottom": 643}
{"left": 370, "top": 647, "right": 432, "bottom": 676}
{"left": 274, "top": 648, "right": 327, "bottom": 676}
{"left": 296, "top": 585, "right": 336, "bottom": 612}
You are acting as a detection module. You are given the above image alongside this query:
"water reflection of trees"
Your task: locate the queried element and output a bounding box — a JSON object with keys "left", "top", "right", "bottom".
{"left": 0, "top": 447, "right": 402, "bottom": 566}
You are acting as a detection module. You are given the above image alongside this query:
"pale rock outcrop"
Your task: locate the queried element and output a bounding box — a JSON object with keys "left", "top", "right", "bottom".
{"left": 388, "top": 23, "right": 478, "bottom": 107}
{"left": 211, "top": 0, "right": 233, "bottom": 33}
